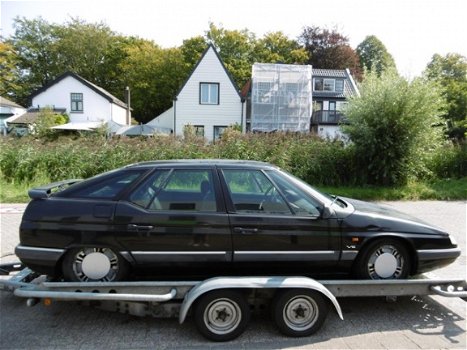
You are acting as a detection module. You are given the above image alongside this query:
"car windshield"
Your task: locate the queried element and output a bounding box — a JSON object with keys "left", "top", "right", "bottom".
{"left": 275, "top": 169, "right": 347, "bottom": 208}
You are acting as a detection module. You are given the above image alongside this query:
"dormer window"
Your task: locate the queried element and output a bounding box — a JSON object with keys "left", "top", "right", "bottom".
{"left": 335, "top": 79, "right": 344, "bottom": 92}
{"left": 70, "top": 93, "right": 83, "bottom": 112}
{"left": 313, "top": 78, "right": 344, "bottom": 92}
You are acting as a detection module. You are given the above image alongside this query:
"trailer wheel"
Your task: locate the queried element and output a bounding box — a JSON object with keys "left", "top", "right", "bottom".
{"left": 355, "top": 238, "right": 410, "bottom": 279}
{"left": 272, "top": 289, "right": 328, "bottom": 337}
{"left": 62, "top": 247, "right": 129, "bottom": 282}
{"left": 194, "top": 290, "right": 250, "bottom": 342}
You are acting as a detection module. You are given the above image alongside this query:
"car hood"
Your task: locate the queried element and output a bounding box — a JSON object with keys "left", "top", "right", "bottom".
{"left": 341, "top": 198, "right": 448, "bottom": 235}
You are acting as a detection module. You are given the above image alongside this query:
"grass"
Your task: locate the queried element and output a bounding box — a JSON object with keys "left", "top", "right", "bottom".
{"left": 1, "top": 176, "right": 466, "bottom": 204}
{"left": 317, "top": 178, "right": 467, "bottom": 201}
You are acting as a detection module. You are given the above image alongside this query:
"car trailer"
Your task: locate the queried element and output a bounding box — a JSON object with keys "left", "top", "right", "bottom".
{"left": 1, "top": 263, "right": 466, "bottom": 342}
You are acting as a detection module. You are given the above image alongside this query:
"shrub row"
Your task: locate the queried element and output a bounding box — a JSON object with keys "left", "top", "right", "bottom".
{"left": 0, "top": 133, "right": 465, "bottom": 187}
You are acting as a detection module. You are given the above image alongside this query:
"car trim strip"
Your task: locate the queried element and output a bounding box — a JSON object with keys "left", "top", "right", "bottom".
{"left": 340, "top": 250, "right": 358, "bottom": 260}
{"left": 131, "top": 251, "right": 226, "bottom": 255}
{"left": 235, "top": 250, "right": 338, "bottom": 254}
{"left": 234, "top": 250, "right": 339, "bottom": 261}
{"left": 130, "top": 251, "right": 229, "bottom": 263}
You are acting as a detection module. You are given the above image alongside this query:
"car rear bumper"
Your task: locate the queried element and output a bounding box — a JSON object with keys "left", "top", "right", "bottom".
{"left": 15, "top": 245, "right": 65, "bottom": 276}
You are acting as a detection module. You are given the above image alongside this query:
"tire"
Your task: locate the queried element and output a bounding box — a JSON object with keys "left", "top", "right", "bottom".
{"left": 272, "top": 289, "right": 329, "bottom": 337}
{"left": 193, "top": 290, "right": 250, "bottom": 342}
{"left": 355, "top": 238, "right": 411, "bottom": 280}
{"left": 62, "top": 247, "right": 129, "bottom": 282}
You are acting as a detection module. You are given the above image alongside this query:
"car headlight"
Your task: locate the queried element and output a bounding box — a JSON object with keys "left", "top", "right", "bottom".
{"left": 449, "top": 234, "right": 457, "bottom": 246}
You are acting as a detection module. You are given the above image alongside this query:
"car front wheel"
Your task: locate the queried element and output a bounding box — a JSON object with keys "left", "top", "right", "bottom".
{"left": 355, "top": 239, "right": 411, "bottom": 279}
{"left": 62, "top": 247, "right": 129, "bottom": 282}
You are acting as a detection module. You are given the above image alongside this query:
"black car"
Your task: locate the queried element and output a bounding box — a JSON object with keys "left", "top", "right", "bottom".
{"left": 16, "top": 160, "right": 460, "bottom": 282}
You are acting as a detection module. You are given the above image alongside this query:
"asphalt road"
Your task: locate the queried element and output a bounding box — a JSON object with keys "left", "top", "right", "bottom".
{"left": 0, "top": 201, "right": 465, "bottom": 349}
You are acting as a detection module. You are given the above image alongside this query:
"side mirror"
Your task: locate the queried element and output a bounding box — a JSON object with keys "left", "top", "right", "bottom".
{"left": 322, "top": 204, "right": 335, "bottom": 219}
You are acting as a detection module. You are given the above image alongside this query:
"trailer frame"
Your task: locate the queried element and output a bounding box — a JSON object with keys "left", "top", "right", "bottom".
{"left": 1, "top": 263, "right": 466, "bottom": 341}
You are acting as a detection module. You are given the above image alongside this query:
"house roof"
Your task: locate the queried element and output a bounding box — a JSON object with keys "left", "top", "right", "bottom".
{"left": 312, "top": 68, "right": 359, "bottom": 99}
{"left": 0, "top": 96, "right": 24, "bottom": 109}
{"left": 29, "top": 72, "right": 129, "bottom": 109}
{"left": 175, "top": 44, "right": 242, "bottom": 100}
{"left": 7, "top": 108, "right": 66, "bottom": 125}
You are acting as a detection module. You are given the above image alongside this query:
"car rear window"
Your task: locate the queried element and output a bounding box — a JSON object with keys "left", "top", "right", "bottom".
{"left": 59, "top": 170, "right": 145, "bottom": 199}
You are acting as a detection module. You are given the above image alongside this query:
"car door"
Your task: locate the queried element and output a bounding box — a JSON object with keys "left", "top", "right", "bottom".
{"left": 113, "top": 166, "right": 232, "bottom": 277}
{"left": 219, "top": 167, "right": 341, "bottom": 276}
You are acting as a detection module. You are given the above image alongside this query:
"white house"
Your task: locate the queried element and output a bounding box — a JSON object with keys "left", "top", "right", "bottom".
{"left": 148, "top": 45, "right": 245, "bottom": 142}
{"left": 29, "top": 72, "right": 131, "bottom": 129}
{"left": 0, "top": 96, "right": 26, "bottom": 135}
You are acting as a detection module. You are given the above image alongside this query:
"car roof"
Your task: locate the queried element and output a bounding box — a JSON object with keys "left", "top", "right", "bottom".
{"left": 125, "top": 159, "right": 277, "bottom": 170}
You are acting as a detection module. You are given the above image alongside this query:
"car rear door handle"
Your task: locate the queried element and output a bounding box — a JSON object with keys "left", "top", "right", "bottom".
{"left": 233, "top": 227, "right": 259, "bottom": 234}
{"left": 127, "top": 224, "right": 154, "bottom": 232}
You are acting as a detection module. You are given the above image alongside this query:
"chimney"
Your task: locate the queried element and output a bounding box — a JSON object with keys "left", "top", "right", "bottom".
{"left": 125, "top": 86, "right": 131, "bottom": 125}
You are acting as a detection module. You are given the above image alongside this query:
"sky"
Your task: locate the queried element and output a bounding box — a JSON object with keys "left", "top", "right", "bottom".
{"left": 1, "top": 0, "right": 466, "bottom": 77}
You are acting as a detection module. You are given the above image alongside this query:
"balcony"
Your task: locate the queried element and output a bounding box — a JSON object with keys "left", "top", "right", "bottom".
{"left": 311, "top": 110, "right": 346, "bottom": 125}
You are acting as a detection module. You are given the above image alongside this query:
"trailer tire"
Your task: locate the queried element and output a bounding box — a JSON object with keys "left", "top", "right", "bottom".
{"left": 272, "top": 289, "right": 328, "bottom": 337}
{"left": 355, "top": 238, "right": 411, "bottom": 280}
{"left": 193, "top": 290, "right": 250, "bottom": 342}
{"left": 62, "top": 247, "right": 129, "bottom": 282}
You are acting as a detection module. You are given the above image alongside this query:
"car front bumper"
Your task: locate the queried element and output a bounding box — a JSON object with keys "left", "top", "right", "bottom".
{"left": 417, "top": 247, "right": 462, "bottom": 273}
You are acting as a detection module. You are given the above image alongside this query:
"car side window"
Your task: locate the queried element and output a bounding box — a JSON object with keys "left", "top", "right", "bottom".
{"left": 222, "top": 169, "right": 292, "bottom": 215}
{"left": 266, "top": 170, "right": 321, "bottom": 217}
{"left": 129, "top": 169, "right": 217, "bottom": 212}
{"left": 67, "top": 171, "right": 143, "bottom": 199}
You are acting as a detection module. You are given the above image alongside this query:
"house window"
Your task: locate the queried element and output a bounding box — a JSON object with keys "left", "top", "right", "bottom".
{"left": 70, "top": 93, "right": 83, "bottom": 112}
{"left": 313, "top": 79, "right": 336, "bottom": 92}
{"left": 200, "top": 83, "right": 219, "bottom": 105}
{"left": 213, "top": 126, "right": 227, "bottom": 142}
{"left": 194, "top": 125, "right": 205, "bottom": 137}
{"left": 335, "top": 79, "right": 344, "bottom": 92}
{"left": 323, "top": 79, "right": 335, "bottom": 91}
{"left": 313, "top": 78, "right": 323, "bottom": 91}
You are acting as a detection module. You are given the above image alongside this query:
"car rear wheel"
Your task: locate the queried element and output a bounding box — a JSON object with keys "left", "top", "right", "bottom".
{"left": 62, "top": 247, "right": 129, "bottom": 282}
{"left": 272, "top": 289, "right": 329, "bottom": 337}
{"left": 193, "top": 290, "right": 250, "bottom": 342}
{"left": 355, "top": 239, "right": 411, "bottom": 279}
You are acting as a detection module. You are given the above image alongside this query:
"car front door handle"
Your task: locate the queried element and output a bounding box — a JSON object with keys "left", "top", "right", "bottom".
{"left": 233, "top": 227, "right": 259, "bottom": 234}
{"left": 127, "top": 224, "right": 154, "bottom": 232}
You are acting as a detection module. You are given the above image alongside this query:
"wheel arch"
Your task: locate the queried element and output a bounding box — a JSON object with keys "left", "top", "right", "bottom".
{"left": 352, "top": 234, "right": 418, "bottom": 275}
{"left": 178, "top": 276, "right": 343, "bottom": 324}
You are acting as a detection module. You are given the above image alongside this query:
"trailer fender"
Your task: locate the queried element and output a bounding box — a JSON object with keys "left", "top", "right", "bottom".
{"left": 179, "top": 276, "right": 343, "bottom": 324}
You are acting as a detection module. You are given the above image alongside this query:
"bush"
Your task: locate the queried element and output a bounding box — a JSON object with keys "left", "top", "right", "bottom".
{"left": 428, "top": 143, "right": 467, "bottom": 178}
{"left": 343, "top": 69, "right": 445, "bottom": 186}
{"left": 0, "top": 133, "right": 356, "bottom": 187}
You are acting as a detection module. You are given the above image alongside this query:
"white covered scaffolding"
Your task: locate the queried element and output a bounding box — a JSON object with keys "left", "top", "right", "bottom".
{"left": 251, "top": 63, "right": 312, "bottom": 133}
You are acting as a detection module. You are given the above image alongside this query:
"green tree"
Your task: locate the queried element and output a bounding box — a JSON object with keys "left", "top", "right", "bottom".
{"left": 53, "top": 18, "right": 129, "bottom": 97}
{"left": 0, "top": 41, "right": 21, "bottom": 98}
{"left": 298, "top": 26, "right": 362, "bottom": 80}
{"left": 6, "top": 17, "right": 61, "bottom": 105}
{"left": 7, "top": 17, "right": 130, "bottom": 106}
{"left": 120, "top": 40, "right": 189, "bottom": 123}
{"left": 424, "top": 53, "right": 467, "bottom": 142}
{"left": 180, "top": 36, "right": 208, "bottom": 67}
{"left": 342, "top": 69, "right": 445, "bottom": 185}
{"left": 356, "top": 35, "right": 396, "bottom": 76}
{"left": 254, "top": 31, "right": 308, "bottom": 64}
{"left": 206, "top": 23, "right": 256, "bottom": 88}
